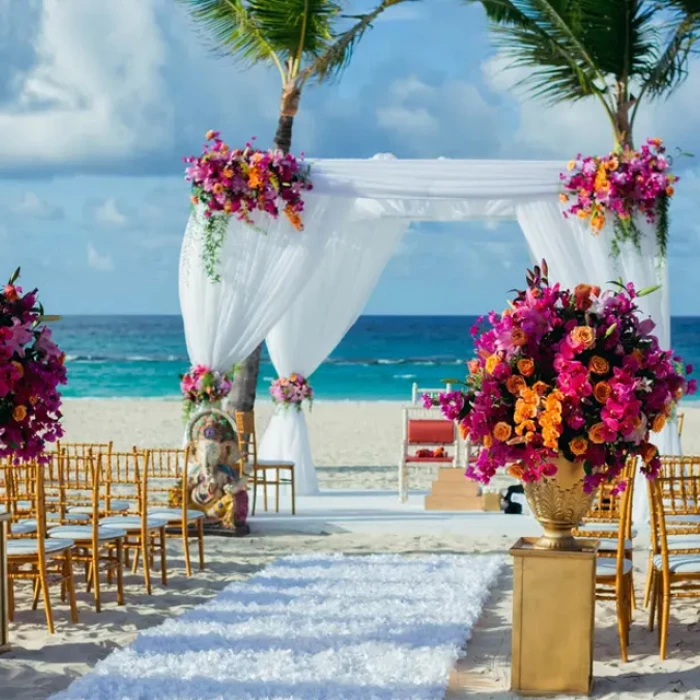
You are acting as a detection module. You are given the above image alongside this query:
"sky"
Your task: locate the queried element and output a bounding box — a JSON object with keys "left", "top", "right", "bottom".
{"left": 4, "top": 0, "right": 700, "bottom": 316}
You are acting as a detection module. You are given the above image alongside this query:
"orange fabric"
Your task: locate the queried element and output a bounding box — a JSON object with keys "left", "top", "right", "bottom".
{"left": 407, "top": 420, "right": 455, "bottom": 445}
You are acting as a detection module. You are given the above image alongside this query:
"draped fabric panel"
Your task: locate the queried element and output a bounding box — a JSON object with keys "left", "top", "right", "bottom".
{"left": 259, "top": 208, "right": 409, "bottom": 496}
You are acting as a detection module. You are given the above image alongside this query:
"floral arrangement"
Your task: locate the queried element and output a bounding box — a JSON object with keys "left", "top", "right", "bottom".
{"left": 560, "top": 138, "right": 677, "bottom": 256}
{"left": 424, "top": 262, "right": 695, "bottom": 492}
{"left": 270, "top": 373, "right": 313, "bottom": 412}
{"left": 184, "top": 132, "right": 313, "bottom": 281}
{"left": 180, "top": 364, "right": 233, "bottom": 420}
{"left": 0, "top": 269, "right": 67, "bottom": 462}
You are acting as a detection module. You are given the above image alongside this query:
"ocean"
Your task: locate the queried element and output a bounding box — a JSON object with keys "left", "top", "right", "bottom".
{"left": 52, "top": 315, "right": 700, "bottom": 401}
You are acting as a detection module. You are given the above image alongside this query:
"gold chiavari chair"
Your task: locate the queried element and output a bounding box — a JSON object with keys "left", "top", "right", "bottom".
{"left": 643, "top": 456, "right": 700, "bottom": 608}
{"left": 593, "top": 459, "right": 635, "bottom": 662}
{"left": 57, "top": 441, "right": 113, "bottom": 460}
{"left": 141, "top": 447, "right": 205, "bottom": 577}
{"left": 235, "top": 410, "right": 295, "bottom": 515}
{"left": 99, "top": 451, "right": 168, "bottom": 595}
{"left": 1, "top": 458, "right": 37, "bottom": 537}
{"left": 48, "top": 453, "right": 125, "bottom": 612}
{"left": 647, "top": 467, "right": 700, "bottom": 659}
{"left": 4, "top": 460, "right": 78, "bottom": 633}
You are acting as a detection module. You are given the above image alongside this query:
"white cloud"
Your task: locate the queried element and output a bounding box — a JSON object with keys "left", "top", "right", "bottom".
{"left": 13, "top": 191, "right": 64, "bottom": 220}
{"left": 0, "top": 0, "right": 171, "bottom": 170}
{"left": 86, "top": 243, "right": 113, "bottom": 271}
{"left": 93, "top": 198, "right": 128, "bottom": 227}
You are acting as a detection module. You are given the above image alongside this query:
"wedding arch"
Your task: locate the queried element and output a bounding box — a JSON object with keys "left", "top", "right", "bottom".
{"left": 179, "top": 154, "right": 677, "bottom": 525}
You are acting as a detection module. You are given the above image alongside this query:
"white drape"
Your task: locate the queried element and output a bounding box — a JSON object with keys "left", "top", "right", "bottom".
{"left": 179, "top": 196, "right": 350, "bottom": 370}
{"left": 517, "top": 201, "right": 678, "bottom": 525}
{"left": 259, "top": 205, "right": 409, "bottom": 495}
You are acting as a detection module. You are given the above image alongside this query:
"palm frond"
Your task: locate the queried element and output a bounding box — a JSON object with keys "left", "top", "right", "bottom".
{"left": 179, "top": 0, "right": 285, "bottom": 77}
{"left": 300, "top": 0, "right": 415, "bottom": 85}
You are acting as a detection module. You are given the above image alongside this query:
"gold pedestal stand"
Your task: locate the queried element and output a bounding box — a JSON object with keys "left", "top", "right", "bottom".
{"left": 510, "top": 537, "right": 597, "bottom": 696}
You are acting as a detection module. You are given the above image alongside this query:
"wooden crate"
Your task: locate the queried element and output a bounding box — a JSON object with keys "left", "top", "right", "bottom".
{"left": 510, "top": 538, "right": 596, "bottom": 696}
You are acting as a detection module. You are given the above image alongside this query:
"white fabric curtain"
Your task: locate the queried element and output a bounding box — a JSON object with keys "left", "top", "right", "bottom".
{"left": 517, "top": 201, "right": 677, "bottom": 525}
{"left": 259, "top": 204, "right": 409, "bottom": 495}
{"left": 179, "top": 195, "right": 351, "bottom": 371}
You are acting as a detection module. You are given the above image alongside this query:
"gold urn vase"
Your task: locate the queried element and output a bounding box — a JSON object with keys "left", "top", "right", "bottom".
{"left": 522, "top": 456, "right": 597, "bottom": 551}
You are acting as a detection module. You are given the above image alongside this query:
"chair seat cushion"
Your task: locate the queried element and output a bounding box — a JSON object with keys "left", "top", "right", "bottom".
{"left": 666, "top": 514, "right": 700, "bottom": 524}
{"left": 579, "top": 522, "right": 639, "bottom": 538}
{"left": 69, "top": 499, "right": 131, "bottom": 515}
{"left": 7, "top": 538, "right": 75, "bottom": 557}
{"left": 596, "top": 558, "right": 633, "bottom": 576}
{"left": 47, "top": 512, "right": 90, "bottom": 523}
{"left": 587, "top": 538, "right": 633, "bottom": 552}
{"left": 48, "top": 525, "right": 126, "bottom": 541}
{"left": 653, "top": 553, "right": 700, "bottom": 574}
{"left": 665, "top": 534, "right": 700, "bottom": 550}
{"left": 9, "top": 520, "right": 38, "bottom": 535}
{"left": 100, "top": 515, "right": 168, "bottom": 530}
{"left": 148, "top": 507, "right": 205, "bottom": 521}
{"left": 250, "top": 459, "right": 294, "bottom": 468}
{"left": 404, "top": 456, "right": 454, "bottom": 463}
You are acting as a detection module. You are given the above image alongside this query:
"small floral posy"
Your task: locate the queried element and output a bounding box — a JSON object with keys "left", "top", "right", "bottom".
{"left": 0, "top": 268, "right": 67, "bottom": 462}
{"left": 184, "top": 131, "right": 313, "bottom": 282}
{"left": 424, "top": 261, "right": 695, "bottom": 492}
{"left": 560, "top": 138, "right": 677, "bottom": 256}
{"left": 180, "top": 364, "right": 234, "bottom": 420}
{"left": 270, "top": 373, "right": 313, "bottom": 412}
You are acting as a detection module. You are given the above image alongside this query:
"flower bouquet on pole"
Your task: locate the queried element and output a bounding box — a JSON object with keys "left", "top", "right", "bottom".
{"left": 424, "top": 261, "right": 695, "bottom": 550}
{"left": 180, "top": 365, "right": 234, "bottom": 421}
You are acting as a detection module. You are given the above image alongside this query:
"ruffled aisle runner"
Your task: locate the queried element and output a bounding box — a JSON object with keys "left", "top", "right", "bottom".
{"left": 52, "top": 554, "right": 503, "bottom": 700}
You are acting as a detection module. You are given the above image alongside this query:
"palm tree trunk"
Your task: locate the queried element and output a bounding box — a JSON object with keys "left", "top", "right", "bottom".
{"left": 228, "top": 91, "right": 299, "bottom": 413}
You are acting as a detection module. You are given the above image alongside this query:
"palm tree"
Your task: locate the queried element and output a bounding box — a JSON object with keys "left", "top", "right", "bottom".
{"left": 468, "top": 0, "right": 700, "bottom": 149}
{"left": 182, "top": 0, "right": 411, "bottom": 411}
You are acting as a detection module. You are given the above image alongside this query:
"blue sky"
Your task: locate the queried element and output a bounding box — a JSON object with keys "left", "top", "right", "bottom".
{"left": 4, "top": 0, "right": 700, "bottom": 315}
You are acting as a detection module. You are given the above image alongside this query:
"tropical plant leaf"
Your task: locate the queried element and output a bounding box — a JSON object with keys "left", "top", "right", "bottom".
{"left": 636, "top": 284, "right": 661, "bottom": 297}
{"left": 8, "top": 267, "right": 20, "bottom": 285}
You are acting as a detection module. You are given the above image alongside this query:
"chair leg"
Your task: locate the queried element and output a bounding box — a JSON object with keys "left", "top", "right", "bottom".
{"left": 131, "top": 548, "right": 140, "bottom": 575}
{"left": 398, "top": 460, "right": 405, "bottom": 503}
{"left": 159, "top": 528, "right": 167, "bottom": 586}
{"left": 251, "top": 470, "right": 258, "bottom": 516}
{"left": 291, "top": 469, "right": 296, "bottom": 516}
{"left": 262, "top": 471, "right": 268, "bottom": 512}
{"left": 648, "top": 571, "right": 658, "bottom": 631}
{"left": 64, "top": 551, "right": 78, "bottom": 624}
{"left": 40, "top": 565, "right": 55, "bottom": 634}
{"left": 92, "top": 548, "right": 101, "bottom": 613}
{"left": 197, "top": 518, "right": 205, "bottom": 571}
{"left": 182, "top": 521, "right": 192, "bottom": 577}
{"left": 660, "top": 592, "right": 671, "bottom": 660}
{"left": 116, "top": 540, "right": 124, "bottom": 606}
{"left": 616, "top": 587, "right": 629, "bottom": 662}
{"left": 140, "top": 537, "right": 152, "bottom": 595}
{"left": 31, "top": 578, "right": 41, "bottom": 611}
{"left": 7, "top": 577, "right": 14, "bottom": 622}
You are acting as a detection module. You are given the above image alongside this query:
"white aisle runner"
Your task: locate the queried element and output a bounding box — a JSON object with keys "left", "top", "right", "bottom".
{"left": 53, "top": 553, "right": 503, "bottom": 700}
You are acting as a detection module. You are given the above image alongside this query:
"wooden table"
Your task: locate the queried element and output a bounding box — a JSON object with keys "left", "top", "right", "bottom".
{"left": 0, "top": 510, "right": 10, "bottom": 653}
{"left": 510, "top": 537, "right": 597, "bottom": 696}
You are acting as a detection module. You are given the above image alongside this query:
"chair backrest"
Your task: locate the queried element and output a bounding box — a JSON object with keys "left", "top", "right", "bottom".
{"left": 406, "top": 419, "right": 456, "bottom": 445}
{"left": 611, "top": 459, "right": 636, "bottom": 578}
{"left": 584, "top": 467, "right": 629, "bottom": 523}
{"left": 658, "top": 455, "right": 700, "bottom": 516}
{"left": 57, "top": 441, "right": 113, "bottom": 459}
{"left": 141, "top": 448, "right": 188, "bottom": 508}
{"left": 103, "top": 450, "right": 148, "bottom": 516}
{"left": 411, "top": 383, "right": 452, "bottom": 405}
{"left": 235, "top": 410, "right": 257, "bottom": 467}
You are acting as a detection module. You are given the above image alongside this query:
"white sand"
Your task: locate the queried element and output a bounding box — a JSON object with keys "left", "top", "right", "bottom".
{"left": 2, "top": 399, "right": 700, "bottom": 699}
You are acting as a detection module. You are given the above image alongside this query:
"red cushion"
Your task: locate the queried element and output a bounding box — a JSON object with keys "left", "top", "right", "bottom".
{"left": 405, "top": 456, "right": 454, "bottom": 463}
{"left": 407, "top": 419, "right": 455, "bottom": 445}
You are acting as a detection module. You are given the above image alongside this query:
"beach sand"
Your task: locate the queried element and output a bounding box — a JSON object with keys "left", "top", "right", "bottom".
{"left": 2, "top": 399, "right": 700, "bottom": 699}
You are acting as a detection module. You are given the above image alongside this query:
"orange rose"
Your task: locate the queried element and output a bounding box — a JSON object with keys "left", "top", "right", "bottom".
{"left": 517, "top": 358, "right": 535, "bottom": 377}
{"left": 508, "top": 464, "right": 524, "bottom": 480}
{"left": 588, "top": 422, "right": 607, "bottom": 444}
{"left": 574, "top": 283, "right": 595, "bottom": 310}
{"left": 511, "top": 329, "right": 528, "bottom": 347}
{"left": 593, "top": 381, "right": 612, "bottom": 404}
{"left": 493, "top": 422, "right": 513, "bottom": 442}
{"left": 569, "top": 437, "right": 588, "bottom": 456}
{"left": 631, "top": 348, "right": 644, "bottom": 368}
{"left": 28, "top": 396, "right": 38, "bottom": 406}
{"left": 11, "top": 361, "right": 24, "bottom": 378}
{"left": 467, "top": 359, "right": 480, "bottom": 375}
{"left": 652, "top": 414, "right": 666, "bottom": 433}
{"left": 13, "top": 405, "right": 27, "bottom": 422}
{"left": 588, "top": 356, "right": 610, "bottom": 375}
{"left": 571, "top": 326, "right": 596, "bottom": 349}
{"left": 506, "top": 375, "right": 526, "bottom": 395}
{"left": 483, "top": 435, "right": 493, "bottom": 448}
{"left": 533, "top": 380, "right": 549, "bottom": 395}
{"left": 641, "top": 442, "right": 658, "bottom": 464}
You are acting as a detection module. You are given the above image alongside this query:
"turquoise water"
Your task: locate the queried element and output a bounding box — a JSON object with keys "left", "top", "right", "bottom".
{"left": 52, "top": 315, "right": 700, "bottom": 400}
